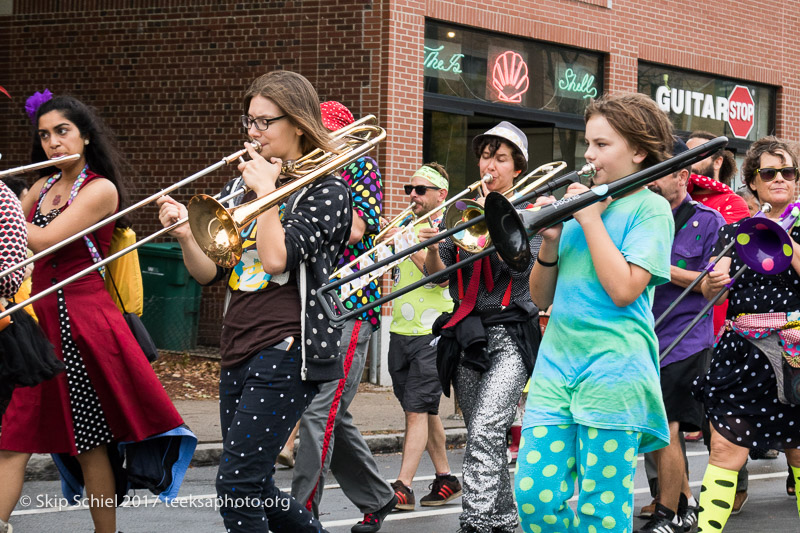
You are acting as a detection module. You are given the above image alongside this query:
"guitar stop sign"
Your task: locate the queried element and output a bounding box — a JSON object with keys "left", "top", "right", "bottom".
{"left": 727, "top": 85, "right": 755, "bottom": 139}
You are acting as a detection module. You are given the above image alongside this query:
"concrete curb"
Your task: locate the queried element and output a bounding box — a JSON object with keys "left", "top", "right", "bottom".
{"left": 24, "top": 428, "right": 467, "bottom": 482}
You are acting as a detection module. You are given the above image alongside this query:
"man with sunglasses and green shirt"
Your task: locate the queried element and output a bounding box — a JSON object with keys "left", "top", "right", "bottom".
{"left": 377, "top": 163, "right": 461, "bottom": 512}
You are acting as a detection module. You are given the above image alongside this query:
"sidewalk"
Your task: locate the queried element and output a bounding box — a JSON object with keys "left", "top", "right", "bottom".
{"left": 24, "top": 384, "right": 467, "bottom": 481}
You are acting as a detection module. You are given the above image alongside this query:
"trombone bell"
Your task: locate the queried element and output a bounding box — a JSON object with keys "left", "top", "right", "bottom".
{"left": 446, "top": 200, "right": 490, "bottom": 253}
{"left": 187, "top": 194, "right": 244, "bottom": 269}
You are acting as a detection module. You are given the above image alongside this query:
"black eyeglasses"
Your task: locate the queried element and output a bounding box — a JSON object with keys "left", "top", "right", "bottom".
{"left": 404, "top": 184, "right": 440, "bottom": 195}
{"left": 241, "top": 114, "right": 287, "bottom": 131}
{"left": 756, "top": 167, "right": 799, "bottom": 182}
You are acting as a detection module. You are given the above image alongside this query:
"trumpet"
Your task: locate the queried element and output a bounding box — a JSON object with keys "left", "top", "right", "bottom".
{"left": 188, "top": 115, "right": 386, "bottom": 268}
{"left": 319, "top": 136, "right": 729, "bottom": 325}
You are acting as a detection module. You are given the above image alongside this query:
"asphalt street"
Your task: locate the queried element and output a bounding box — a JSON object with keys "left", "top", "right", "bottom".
{"left": 9, "top": 441, "right": 799, "bottom": 532}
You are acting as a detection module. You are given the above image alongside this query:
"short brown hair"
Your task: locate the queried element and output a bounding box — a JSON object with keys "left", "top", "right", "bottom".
{"left": 688, "top": 130, "right": 738, "bottom": 186}
{"left": 421, "top": 161, "right": 449, "bottom": 186}
{"left": 243, "top": 71, "right": 336, "bottom": 155}
{"left": 584, "top": 93, "right": 674, "bottom": 169}
{"left": 742, "top": 136, "right": 799, "bottom": 200}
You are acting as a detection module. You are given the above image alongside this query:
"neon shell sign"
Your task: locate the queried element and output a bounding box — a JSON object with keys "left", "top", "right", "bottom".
{"left": 491, "top": 50, "right": 529, "bottom": 103}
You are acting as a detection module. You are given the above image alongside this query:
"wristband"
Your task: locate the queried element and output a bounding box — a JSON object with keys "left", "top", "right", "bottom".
{"left": 537, "top": 256, "right": 558, "bottom": 267}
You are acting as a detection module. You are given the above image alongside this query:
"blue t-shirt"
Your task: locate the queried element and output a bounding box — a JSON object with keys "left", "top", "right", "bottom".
{"left": 523, "top": 188, "right": 674, "bottom": 453}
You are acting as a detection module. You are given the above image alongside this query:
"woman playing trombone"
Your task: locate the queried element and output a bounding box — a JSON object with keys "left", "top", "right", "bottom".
{"left": 695, "top": 137, "right": 800, "bottom": 532}
{"left": 157, "top": 71, "right": 351, "bottom": 533}
{"left": 422, "top": 121, "right": 542, "bottom": 533}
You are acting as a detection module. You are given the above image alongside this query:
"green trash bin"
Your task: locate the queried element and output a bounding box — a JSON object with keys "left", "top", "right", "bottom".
{"left": 138, "top": 242, "right": 202, "bottom": 351}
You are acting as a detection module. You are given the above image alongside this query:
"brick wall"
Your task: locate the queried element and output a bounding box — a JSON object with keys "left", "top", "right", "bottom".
{"left": 3, "top": 0, "right": 798, "bottom": 344}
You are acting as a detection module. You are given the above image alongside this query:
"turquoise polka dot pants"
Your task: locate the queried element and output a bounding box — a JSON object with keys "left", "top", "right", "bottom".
{"left": 515, "top": 424, "right": 641, "bottom": 533}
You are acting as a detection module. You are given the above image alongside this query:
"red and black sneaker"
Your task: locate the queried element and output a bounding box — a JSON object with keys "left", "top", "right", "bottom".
{"left": 420, "top": 474, "right": 462, "bottom": 507}
{"left": 351, "top": 494, "right": 398, "bottom": 533}
{"left": 390, "top": 480, "right": 415, "bottom": 511}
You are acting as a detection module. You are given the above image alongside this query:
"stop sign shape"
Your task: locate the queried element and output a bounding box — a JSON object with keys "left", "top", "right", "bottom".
{"left": 727, "top": 85, "right": 755, "bottom": 139}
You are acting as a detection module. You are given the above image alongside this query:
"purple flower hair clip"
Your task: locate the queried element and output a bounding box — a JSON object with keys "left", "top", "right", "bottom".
{"left": 25, "top": 89, "right": 53, "bottom": 125}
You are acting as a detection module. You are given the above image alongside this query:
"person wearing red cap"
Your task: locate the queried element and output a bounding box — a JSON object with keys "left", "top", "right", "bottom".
{"left": 290, "top": 101, "right": 396, "bottom": 533}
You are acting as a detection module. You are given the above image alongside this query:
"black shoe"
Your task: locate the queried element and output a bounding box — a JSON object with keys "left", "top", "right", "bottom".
{"left": 635, "top": 503, "right": 682, "bottom": 533}
{"left": 351, "top": 495, "right": 398, "bottom": 533}
{"left": 420, "top": 474, "right": 462, "bottom": 506}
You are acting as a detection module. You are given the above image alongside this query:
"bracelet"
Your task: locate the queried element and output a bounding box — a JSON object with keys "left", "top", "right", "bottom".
{"left": 537, "top": 256, "right": 558, "bottom": 267}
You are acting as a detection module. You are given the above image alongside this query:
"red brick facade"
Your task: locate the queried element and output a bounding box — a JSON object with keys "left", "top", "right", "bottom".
{"left": 2, "top": 0, "right": 798, "bottom": 345}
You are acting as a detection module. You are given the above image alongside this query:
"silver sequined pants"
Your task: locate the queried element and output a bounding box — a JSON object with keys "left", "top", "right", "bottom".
{"left": 453, "top": 325, "right": 528, "bottom": 532}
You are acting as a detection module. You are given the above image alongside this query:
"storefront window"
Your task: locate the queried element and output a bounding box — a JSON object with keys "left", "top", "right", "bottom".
{"left": 424, "top": 21, "right": 603, "bottom": 116}
{"left": 423, "top": 111, "right": 588, "bottom": 198}
{"left": 638, "top": 63, "right": 775, "bottom": 143}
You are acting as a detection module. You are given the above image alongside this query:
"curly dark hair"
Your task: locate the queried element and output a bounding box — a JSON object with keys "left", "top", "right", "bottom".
{"left": 585, "top": 93, "right": 674, "bottom": 170}
{"left": 31, "top": 95, "right": 131, "bottom": 227}
{"left": 741, "top": 136, "right": 799, "bottom": 201}
{"left": 473, "top": 137, "right": 527, "bottom": 174}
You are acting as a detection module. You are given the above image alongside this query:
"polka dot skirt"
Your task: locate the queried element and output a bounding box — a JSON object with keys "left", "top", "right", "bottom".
{"left": 694, "top": 223, "right": 800, "bottom": 450}
{"left": 33, "top": 209, "right": 113, "bottom": 453}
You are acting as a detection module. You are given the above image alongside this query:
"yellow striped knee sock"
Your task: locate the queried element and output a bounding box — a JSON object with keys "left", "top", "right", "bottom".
{"left": 697, "top": 463, "right": 738, "bottom": 532}
{"left": 791, "top": 464, "right": 800, "bottom": 517}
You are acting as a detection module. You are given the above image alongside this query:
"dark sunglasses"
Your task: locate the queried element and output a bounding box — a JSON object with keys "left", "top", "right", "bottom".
{"left": 240, "top": 114, "right": 287, "bottom": 131}
{"left": 404, "top": 184, "right": 441, "bottom": 195}
{"left": 756, "top": 167, "right": 798, "bottom": 182}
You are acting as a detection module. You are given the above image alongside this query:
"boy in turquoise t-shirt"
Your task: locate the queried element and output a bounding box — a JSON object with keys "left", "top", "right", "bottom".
{"left": 517, "top": 93, "right": 675, "bottom": 533}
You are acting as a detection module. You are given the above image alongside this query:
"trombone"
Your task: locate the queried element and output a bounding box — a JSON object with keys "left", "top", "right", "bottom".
{"left": 0, "top": 144, "right": 261, "bottom": 283}
{"left": 658, "top": 203, "right": 800, "bottom": 361}
{"left": 330, "top": 162, "right": 567, "bottom": 300}
{"left": 319, "top": 136, "right": 729, "bottom": 325}
{"left": 321, "top": 160, "right": 595, "bottom": 318}
{"left": 329, "top": 173, "right": 494, "bottom": 297}
{"left": 187, "top": 115, "right": 386, "bottom": 267}
{"left": 0, "top": 154, "right": 80, "bottom": 178}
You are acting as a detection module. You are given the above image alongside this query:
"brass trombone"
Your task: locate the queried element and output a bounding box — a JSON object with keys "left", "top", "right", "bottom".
{"left": 319, "top": 136, "right": 729, "bottom": 325}
{"left": 188, "top": 115, "right": 386, "bottom": 268}
{"left": 330, "top": 161, "right": 585, "bottom": 302}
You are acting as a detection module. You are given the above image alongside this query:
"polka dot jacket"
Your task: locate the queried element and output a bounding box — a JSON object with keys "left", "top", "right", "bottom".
{"left": 0, "top": 182, "right": 27, "bottom": 300}
{"left": 215, "top": 174, "right": 352, "bottom": 382}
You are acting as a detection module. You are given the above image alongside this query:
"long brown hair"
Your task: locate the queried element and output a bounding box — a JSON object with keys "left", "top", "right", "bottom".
{"left": 243, "top": 71, "right": 335, "bottom": 155}
{"left": 585, "top": 93, "right": 674, "bottom": 169}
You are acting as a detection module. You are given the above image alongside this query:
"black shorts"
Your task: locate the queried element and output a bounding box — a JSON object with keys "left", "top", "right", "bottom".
{"left": 661, "top": 349, "right": 707, "bottom": 432}
{"left": 388, "top": 333, "right": 442, "bottom": 414}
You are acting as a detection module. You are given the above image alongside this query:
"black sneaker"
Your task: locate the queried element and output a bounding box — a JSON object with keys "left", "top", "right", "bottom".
{"left": 635, "top": 516, "right": 682, "bottom": 533}
{"left": 635, "top": 503, "right": 683, "bottom": 533}
{"left": 390, "top": 480, "right": 415, "bottom": 511}
{"left": 677, "top": 493, "right": 698, "bottom": 533}
{"left": 351, "top": 495, "right": 398, "bottom": 533}
{"left": 420, "top": 474, "right": 462, "bottom": 507}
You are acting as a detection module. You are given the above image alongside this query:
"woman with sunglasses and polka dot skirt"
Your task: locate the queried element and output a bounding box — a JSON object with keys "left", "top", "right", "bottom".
{"left": 694, "top": 137, "right": 800, "bottom": 532}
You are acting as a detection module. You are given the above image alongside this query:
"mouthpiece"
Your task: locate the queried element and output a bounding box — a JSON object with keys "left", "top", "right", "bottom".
{"left": 578, "top": 163, "right": 596, "bottom": 179}
{"left": 762, "top": 202, "right": 772, "bottom": 213}
{"left": 482, "top": 173, "right": 493, "bottom": 183}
